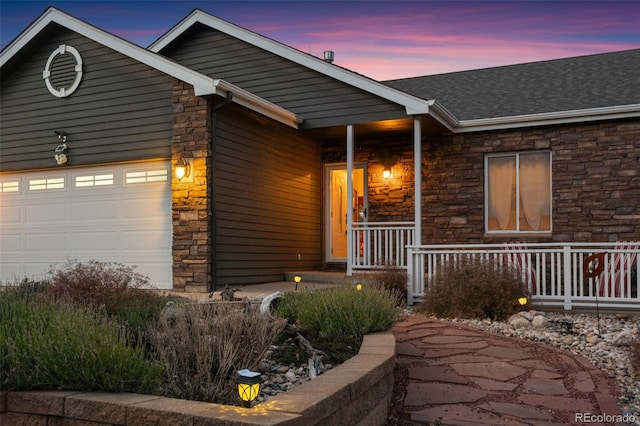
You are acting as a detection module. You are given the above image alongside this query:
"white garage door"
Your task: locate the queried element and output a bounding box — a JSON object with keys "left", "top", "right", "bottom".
{"left": 0, "top": 161, "right": 172, "bottom": 289}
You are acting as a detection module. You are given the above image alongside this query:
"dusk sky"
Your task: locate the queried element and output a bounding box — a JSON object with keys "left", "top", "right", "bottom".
{"left": 1, "top": 1, "right": 638, "bottom": 80}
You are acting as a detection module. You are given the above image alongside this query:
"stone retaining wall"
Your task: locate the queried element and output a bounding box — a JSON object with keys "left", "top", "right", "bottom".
{"left": 1, "top": 332, "right": 395, "bottom": 426}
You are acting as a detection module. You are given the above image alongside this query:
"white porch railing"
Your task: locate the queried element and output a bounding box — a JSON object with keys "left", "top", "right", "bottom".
{"left": 407, "top": 242, "right": 640, "bottom": 310}
{"left": 350, "top": 222, "right": 415, "bottom": 271}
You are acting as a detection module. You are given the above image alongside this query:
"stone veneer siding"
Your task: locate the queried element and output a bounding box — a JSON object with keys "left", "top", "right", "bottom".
{"left": 323, "top": 118, "right": 640, "bottom": 244}
{"left": 171, "top": 80, "right": 212, "bottom": 292}
{"left": 421, "top": 118, "right": 640, "bottom": 244}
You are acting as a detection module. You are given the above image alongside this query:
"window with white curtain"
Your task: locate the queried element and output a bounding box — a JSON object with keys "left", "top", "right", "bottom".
{"left": 485, "top": 152, "right": 551, "bottom": 233}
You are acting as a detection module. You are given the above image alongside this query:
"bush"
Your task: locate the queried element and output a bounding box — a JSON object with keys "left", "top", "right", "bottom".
{"left": 275, "top": 284, "right": 401, "bottom": 361}
{"left": 0, "top": 284, "right": 164, "bottom": 393}
{"left": 360, "top": 266, "right": 408, "bottom": 304}
{"left": 45, "top": 259, "right": 169, "bottom": 337}
{"left": 150, "top": 302, "right": 285, "bottom": 404}
{"left": 416, "top": 256, "right": 528, "bottom": 321}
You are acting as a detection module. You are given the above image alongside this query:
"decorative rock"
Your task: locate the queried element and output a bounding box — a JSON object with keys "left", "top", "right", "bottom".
{"left": 519, "top": 311, "right": 535, "bottom": 321}
{"left": 531, "top": 315, "right": 548, "bottom": 328}
{"left": 508, "top": 315, "right": 531, "bottom": 328}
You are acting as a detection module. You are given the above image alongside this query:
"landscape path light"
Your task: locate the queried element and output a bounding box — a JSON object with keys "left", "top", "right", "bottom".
{"left": 294, "top": 274, "right": 302, "bottom": 291}
{"left": 236, "top": 369, "right": 262, "bottom": 408}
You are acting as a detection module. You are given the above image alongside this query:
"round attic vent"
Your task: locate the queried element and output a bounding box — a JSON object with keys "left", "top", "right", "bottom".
{"left": 43, "top": 44, "right": 83, "bottom": 98}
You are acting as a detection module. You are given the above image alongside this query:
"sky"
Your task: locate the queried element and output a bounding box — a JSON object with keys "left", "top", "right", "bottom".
{"left": 1, "top": 1, "right": 638, "bottom": 81}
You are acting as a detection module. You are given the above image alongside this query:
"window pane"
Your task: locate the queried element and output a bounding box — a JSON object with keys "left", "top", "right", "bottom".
{"left": 487, "top": 156, "right": 516, "bottom": 231}
{"left": 519, "top": 153, "right": 550, "bottom": 231}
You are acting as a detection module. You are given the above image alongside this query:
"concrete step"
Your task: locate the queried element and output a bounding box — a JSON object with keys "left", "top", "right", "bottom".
{"left": 284, "top": 271, "right": 346, "bottom": 284}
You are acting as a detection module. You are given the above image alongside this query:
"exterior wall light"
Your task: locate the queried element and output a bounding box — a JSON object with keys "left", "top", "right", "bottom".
{"left": 174, "top": 157, "right": 193, "bottom": 182}
{"left": 382, "top": 167, "right": 392, "bottom": 179}
{"left": 294, "top": 274, "right": 302, "bottom": 291}
{"left": 54, "top": 130, "right": 68, "bottom": 165}
{"left": 236, "top": 369, "right": 262, "bottom": 408}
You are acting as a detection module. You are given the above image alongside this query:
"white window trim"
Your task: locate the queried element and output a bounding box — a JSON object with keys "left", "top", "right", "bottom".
{"left": 484, "top": 151, "right": 552, "bottom": 234}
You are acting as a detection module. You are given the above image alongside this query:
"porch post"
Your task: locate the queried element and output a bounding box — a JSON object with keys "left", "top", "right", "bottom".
{"left": 346, "top": 124, "right": 354, "bottom": 276}
{"left": 414, "top": 116, "right": 422, "bottom": 245}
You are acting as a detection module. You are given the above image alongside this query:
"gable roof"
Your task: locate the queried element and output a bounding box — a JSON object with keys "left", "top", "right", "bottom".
{"left": 385, "top": 49, "right": 640, "bottom": 132}
{"left": 0, "top": 7, "right": 302, "bottom": 128}
{"left": 149, "top": 9, "right": 449, "bottom": 121}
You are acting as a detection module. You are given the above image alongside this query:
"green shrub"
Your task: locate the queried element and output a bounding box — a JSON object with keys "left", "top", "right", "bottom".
{"left": 275, "top": 284, "right": 401, "bottom": 361}
{"left": 150, "top": 302, "right": 285, "bottom": 404}
{"left": 416, "top": 255, "right": 528, "bottom": 320}
{"left": 0, "top": 285, "right": 164, "bottom": 393}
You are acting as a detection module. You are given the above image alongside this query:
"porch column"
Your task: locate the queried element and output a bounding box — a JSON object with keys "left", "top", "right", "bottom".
{"left": 346, "top": 124, "right": 354, "bottom": 276}
{"left": 414, "top": 116, "right": 422, "bottom": 245}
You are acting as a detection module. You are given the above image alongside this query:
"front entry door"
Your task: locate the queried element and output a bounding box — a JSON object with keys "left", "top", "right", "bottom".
{"left": 326, "top": 164, "right": 367, "bottom": 262}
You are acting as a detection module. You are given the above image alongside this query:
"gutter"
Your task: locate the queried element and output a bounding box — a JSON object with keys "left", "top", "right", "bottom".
{"left": 453, "top": 104, "right": 640, "bottom": 133}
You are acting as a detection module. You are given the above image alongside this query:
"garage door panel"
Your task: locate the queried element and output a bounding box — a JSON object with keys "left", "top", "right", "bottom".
{"left": 122, "top": 197, "right": 168, "bottom": 219}
{"left": 72, "top": 200, "right": 119, "bottom": 220}
{"left": 26, "top": 232, "right": 68, "bottom": 251}
{"left": 27, "top": 203, "right": 66, "bottom": 222}
{"left": 71, "top": 231, "right": 118, "bottom": 250}
{"left": 0, "top": 233, "right": 22, "bottom": 251}
{"left": 0, "top": 205, "right": 22, "bottom": 224}
{"left": 122, "top": 230, "right": 170, "bottom": 250}
{"left": 1, "top": 161, "right": 172, "bottom": 289}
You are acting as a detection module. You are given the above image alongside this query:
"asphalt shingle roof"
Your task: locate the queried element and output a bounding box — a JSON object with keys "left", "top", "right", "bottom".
{"left": 384, "top": 49, "right": 640, "bottom": 121}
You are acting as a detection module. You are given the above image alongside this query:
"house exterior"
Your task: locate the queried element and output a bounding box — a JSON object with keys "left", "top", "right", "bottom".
{"left": 1, "top": 8, "right": 639, "bottom": 293}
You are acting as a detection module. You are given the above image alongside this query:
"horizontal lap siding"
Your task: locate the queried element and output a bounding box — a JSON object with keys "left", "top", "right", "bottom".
{"left": 1, "top": 28, "right": 173, "bottom": 171}
{"left": 215, "top": 105, "right": 321, "bottom": 284}
{"left": 162, "top": 25, "right": 406, "bottom": 128}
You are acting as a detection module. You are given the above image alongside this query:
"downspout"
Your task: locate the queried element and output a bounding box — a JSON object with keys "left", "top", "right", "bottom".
{"left": 209, "top": 91, "right": 233, "bottom": 292}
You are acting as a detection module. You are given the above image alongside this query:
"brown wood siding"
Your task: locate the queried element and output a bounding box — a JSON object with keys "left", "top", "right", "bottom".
{"left": 161, "top": 25, "right": 407, "bottom": 129}
{"left": 0, "top": 27, "right": 173, "bottom": 172}
{"left": 214, "top": 104, "right": 321, "bottom": 284}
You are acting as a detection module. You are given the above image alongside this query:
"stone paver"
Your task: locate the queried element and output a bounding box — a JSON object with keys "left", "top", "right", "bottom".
{"left": 392, "top": 315, "right": 622, "bottom": 425}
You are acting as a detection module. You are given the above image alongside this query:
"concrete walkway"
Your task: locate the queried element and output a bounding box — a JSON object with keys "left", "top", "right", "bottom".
{"left": 392, "top": 315, "right": 624, "bottom": 426}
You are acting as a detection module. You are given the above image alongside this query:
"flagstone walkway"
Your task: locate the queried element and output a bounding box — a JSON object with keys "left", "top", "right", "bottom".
{"left": 392, "top": 315, "right": 625, "bottom": 425}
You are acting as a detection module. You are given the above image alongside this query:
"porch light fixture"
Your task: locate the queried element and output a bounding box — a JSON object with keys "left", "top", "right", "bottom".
{"left": 174, "top": 156, "right": 193, "bottom": 181}
{"left": 382, "top": 167, "right": 392, "bottom": 179}
{"left": 294, "top": 275, "right": 302, "bottom": 291}
{"left": 236, "top": 369, "right": 262, "bottom": 408}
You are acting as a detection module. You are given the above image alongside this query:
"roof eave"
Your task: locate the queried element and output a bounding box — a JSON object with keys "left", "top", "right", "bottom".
{"left": 453, "top": 104, "right": 640, "bottom": 133}
{"left": 150, "top": 9, "right": 432, "bottom": 118}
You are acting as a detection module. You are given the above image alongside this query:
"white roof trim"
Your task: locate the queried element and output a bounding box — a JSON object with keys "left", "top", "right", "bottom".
{"left": 454, "top": 104, "right": 640, "bottom": 133}
{"left": 1, "top": 8, "right": 301, "bottom": 129}
{"left": 149, "top": 9, "right": 432, "bottom": 116}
